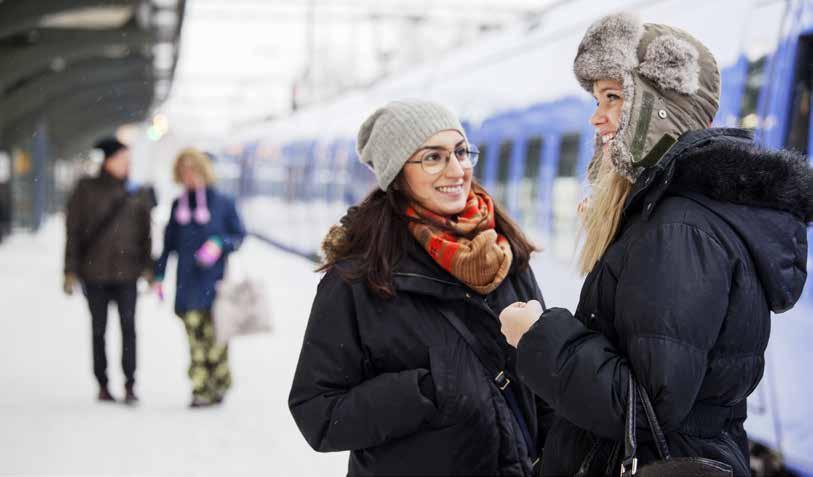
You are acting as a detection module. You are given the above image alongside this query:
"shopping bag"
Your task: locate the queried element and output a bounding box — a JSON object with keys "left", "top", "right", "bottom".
{"left": 213, "top": 276, "right": 272, "bottom": 344}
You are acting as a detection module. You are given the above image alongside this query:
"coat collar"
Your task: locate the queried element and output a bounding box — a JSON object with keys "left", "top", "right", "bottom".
{"left": 623, "top": 128, "right": 756, "bottom": 220}
{"left": 623, "top": 127, "right": 813, "bottom": 223}
{"left": 97, "top": 169, "right": 127, "bottom": 187}
{"left": 392, "top": 237, "right": 470, "bottom": 300}
{"left": 620, "top": 127, "right": 811, "bottom": 313}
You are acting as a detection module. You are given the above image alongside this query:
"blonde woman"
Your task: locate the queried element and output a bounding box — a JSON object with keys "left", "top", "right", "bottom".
{"left": 499, "top": 13, "right": 812, "bottom": 476}
{"left": 154, "top": 148, "right": 246, "bottom": 408}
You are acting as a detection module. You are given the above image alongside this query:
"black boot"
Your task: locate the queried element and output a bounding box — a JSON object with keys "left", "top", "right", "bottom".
{"left": 124, "top": 385, "right": 139, "bottom": 406}
{"left": 98, "top": 386, "right": 115, "bottom": 402}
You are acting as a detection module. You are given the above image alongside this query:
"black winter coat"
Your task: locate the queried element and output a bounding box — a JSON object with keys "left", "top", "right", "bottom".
{"left": 64, "top": 171, "right": 154, "bottom": 282}
{"left": 517, "top": 129, "right": 812, "bottom": 476}
{"left": 289, "top": 236, "right": 551, "bottom": 476}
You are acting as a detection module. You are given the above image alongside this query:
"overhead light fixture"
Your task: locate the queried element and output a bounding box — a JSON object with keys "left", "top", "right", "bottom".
{"left": 152, "top": 0, "right": 179, "bottom": 9}
{"left": 155, "top": 80, "right": 172, "bottom": 99}
{"left": 147, "top": 113, "right": 170, "bottom": 141}
{"left": 50, "top": 57, "right": 67, "bottom": 72}
{"left": 152, "top": 42, "right": 175, "bottom": 71}
{"left": 39, "top": 6, "right": 134, "bottom": 29}
{"left": 153, "top": 10, "right": 178, "bottom": 30}
{"left": 104, "top": 44, "right": 131, "bottom": 59}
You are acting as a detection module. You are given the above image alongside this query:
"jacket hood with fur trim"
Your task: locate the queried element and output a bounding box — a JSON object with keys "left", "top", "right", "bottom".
{"left": 628, "top": 128, "right": 811, "bottom": 313}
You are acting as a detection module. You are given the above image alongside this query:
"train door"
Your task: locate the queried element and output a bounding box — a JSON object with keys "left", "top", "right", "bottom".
{"left": 517, "top": 136, "right": 543, "bottom": 237}
{"left": 473, "top": 141, "right": 489, "bottom": 181}
{"left": 480, "top": 137, "right": 500, "bottom": 191}
{"left": 784, "top": 34, "right": 812, "bottom": 157}
{"left": 551, "top": 133, "right": 581, "bottom": 259}
{"left": 492, "top": 139, "right": 513, "bottom": 208}
{"left": 345, "top": 141, "right": 374, "bottom": 204}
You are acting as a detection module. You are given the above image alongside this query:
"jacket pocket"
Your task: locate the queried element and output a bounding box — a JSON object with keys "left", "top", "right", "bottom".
{"left": 427, "top": 344, "right": 481, "bottom": 429}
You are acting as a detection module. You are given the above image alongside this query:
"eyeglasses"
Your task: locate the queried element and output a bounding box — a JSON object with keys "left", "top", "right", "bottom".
{"left": 405, "top": 144, "right": 480, "bottom": 175}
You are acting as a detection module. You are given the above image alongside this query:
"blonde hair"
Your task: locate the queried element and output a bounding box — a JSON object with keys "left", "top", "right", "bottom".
{"left": 173, "top": 148, "right": 216, "bottom": 185}
{"left": 577, "top": 157, "right": 633, "bottom": 275}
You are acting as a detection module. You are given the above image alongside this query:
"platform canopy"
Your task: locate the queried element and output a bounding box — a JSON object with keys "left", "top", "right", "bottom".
{"left": 0, "top": 0, "right": 185, "bottom": 158}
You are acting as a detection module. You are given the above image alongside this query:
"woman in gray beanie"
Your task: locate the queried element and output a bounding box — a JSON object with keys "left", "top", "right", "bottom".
{"left": 289, "top": 99, "right": 551, "bottom": 476}
{"left": 499, "top": 12, "right": 812, "bottom": 476}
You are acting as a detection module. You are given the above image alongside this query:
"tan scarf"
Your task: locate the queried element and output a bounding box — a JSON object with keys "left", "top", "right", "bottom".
{"left": 406, "top": 190, "right": 513, "bottom": 294}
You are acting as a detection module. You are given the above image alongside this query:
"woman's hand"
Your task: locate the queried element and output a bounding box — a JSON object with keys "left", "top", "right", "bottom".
{"left": 152, "top": 281, "right": 164, "bottom": 301}
{"left": 195, "top": 236, "right": 223, "bottom": 267}
{"left": 499, "top": 300, "right": 544, "bottom": 348}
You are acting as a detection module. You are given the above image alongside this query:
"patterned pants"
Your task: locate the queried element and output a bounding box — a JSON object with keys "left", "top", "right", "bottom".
{"left": 181, "top": 310, "right": 231, "bottom": 402}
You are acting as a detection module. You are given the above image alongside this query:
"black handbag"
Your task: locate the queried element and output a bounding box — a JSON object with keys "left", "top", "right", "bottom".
{"left": 620, "top": 375, "right": 733, "bottom": 477}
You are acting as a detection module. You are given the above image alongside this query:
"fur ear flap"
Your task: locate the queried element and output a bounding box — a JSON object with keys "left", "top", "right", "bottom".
{"left": 573, "top": 12, "right": 644, "bottom": 91}
{"left": 638, "top": 35, "right": 700, "bottom": 95}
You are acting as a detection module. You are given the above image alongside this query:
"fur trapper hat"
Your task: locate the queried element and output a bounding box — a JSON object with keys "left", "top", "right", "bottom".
{"left": 574, "top": 13, "right": 721, "bottom": 181}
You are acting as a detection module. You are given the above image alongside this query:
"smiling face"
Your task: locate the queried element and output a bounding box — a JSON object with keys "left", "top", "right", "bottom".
{"left": 590, "top": 79, "right": 624, "bottom": 161}
{"left": 401, "top": 129, "right": 472, "bottom": 216}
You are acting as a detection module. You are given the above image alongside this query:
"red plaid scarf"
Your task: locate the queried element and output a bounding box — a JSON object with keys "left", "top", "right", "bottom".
{"left": 406, "top": 190, "right": 513, "bottom": 294}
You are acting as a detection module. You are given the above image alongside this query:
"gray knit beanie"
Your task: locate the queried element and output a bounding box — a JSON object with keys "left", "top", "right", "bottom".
{"left": 356, "top": 100, "right": 467, "bottom": 191}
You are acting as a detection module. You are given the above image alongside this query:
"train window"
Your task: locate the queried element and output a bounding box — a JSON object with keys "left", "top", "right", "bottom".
{"left": 557, "top": 134, "right": 580, "bottom": 178}
{"left": 518, "top": 136, "right": 543, "bottom": 231}
{"left": 785, "top": 35, "right": 813, "bottom": 155}
{"left": 474, "top": 142, "right": 488, "bottom": 179}
{"left": 739, "top": 56, "right": 768, "bottom": 129}
{"left": 552, "top": 134, "right": 581, "bottom": 259}
{"left": 738, "top": 1, "right": 786, "bottom": 129}
{"left": 493, "top": 140, "right": 513, "bottom": 207}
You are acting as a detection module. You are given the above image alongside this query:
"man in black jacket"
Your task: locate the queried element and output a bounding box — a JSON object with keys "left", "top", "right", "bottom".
{"left": 64, "top": 137, "right": 154, "bottom": 405}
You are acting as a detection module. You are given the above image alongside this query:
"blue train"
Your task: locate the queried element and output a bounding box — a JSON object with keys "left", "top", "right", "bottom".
{"left": 215, "top": 0, "right": 813, "bottom": 474}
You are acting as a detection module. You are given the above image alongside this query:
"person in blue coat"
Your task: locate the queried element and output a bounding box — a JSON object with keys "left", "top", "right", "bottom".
{"left": 154, "top": 147, "right": 246, "bottom": 408}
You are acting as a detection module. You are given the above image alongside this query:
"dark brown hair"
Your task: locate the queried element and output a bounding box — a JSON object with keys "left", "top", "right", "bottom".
{"left": 318, "top": 178, "right": 537, "bottom": 299}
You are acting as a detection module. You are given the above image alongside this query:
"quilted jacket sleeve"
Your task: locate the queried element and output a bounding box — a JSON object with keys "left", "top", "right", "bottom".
{"left": 517, "top": 223, "right": 732, "bottom": 439}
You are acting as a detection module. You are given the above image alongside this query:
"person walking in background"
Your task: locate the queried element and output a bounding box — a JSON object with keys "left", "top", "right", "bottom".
{"left": 153, "top": 148, "right": 246, "bottom": 408}
{"left": 289, "top": 100, "right": 551, "bottom": 476}
{"left": 64, "top": 137, "right": 155, "bottom": 405}
{"left": 499, "top": 13, "right": 812, "bottom": 476}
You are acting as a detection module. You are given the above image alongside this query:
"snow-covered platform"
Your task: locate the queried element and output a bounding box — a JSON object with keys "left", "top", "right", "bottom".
{"left": 0, "top": 218, "right": 347, "bottom": 476}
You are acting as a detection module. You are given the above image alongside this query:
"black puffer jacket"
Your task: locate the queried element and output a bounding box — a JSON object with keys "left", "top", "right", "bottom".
{"left": 289, "top": 236, "right": 551, "bottom": 476}
{"left": 517, "top": 129, "right": 812, "bottom": 476}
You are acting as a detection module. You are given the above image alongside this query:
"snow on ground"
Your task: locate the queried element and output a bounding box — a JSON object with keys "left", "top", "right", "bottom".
{"left": 0, "top": 218, "right": 347, "bottom": 476}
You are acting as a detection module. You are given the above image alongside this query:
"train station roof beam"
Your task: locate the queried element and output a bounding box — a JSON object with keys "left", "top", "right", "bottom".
{"left": 0, "top": 0, "right": 135, "bottom": 39}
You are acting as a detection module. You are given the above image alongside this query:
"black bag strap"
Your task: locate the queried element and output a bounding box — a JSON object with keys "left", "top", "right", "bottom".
{"left": 79, "top": 192, "right": 130, "bottom": 255}
{"left": 437, "top": 305, "right": 537, "bottom": 461}
{"left": 623, "top": 376, "right": 638, "bottom": 473}
{"left": 437, "top": 306, "right": 509, "bottom": 390}
{"left": 638, "top": 380, "right": 671, "bottom": 460}
{"left": 622, "top": 373, "right": 672, "bottom": 475}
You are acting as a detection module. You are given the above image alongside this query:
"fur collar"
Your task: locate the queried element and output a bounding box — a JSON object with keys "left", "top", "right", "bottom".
{"left": 632, "top": 129, "right": 810, "bottom": 313}
{"left": 671, "top": 133, "right": 813, "bottom": 222}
